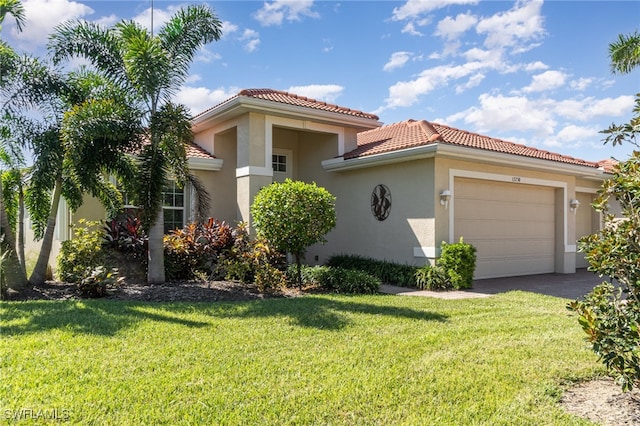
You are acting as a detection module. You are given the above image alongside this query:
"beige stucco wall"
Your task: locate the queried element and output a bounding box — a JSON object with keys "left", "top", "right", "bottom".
{"left": 307, "top": 158, "right": 436, "bottom": 267}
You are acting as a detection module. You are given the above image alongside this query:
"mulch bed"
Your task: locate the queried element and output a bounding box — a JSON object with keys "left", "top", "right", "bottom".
{"left": 5, "top": 280, "right": 304, "bottom": 303}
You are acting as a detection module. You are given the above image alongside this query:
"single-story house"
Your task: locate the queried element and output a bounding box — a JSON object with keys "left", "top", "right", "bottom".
{"left": 31, "top": 88, "right": 614, "bottom": 279}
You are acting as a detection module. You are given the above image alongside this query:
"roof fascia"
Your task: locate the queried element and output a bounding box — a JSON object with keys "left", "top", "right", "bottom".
{"left": 192, "top": 96, "right": 382, "bottom": 132}
{"left": 188, "top": 157, "right": 223, "bottom": 171}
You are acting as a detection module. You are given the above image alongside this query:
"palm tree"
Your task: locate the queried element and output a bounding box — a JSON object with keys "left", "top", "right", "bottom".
{"left": 49, "top": 5, "right": 222, "bottom": 283}
{"left": 601, "top": 31, "right": 640, "bottom": 148}
{"left": 2, "top": 56, "right": 143, "bottom": 286}
{"left": 0, "top": 0, "right": 28, "bottom": 290}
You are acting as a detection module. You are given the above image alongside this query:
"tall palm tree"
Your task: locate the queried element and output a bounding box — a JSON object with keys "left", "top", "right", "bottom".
{"left": 2, "top": 56, "right": 142, "bottom": 286}
{"left": 0, "top": 0, "right": 28, "bottom": 290}
{"left": 49, "top": 5, "right": 222, "bottom": 283}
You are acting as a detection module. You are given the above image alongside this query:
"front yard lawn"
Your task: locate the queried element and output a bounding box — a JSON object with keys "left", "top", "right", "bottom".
{"left": 1, "top": 291, "right": 600, "bottom": 425}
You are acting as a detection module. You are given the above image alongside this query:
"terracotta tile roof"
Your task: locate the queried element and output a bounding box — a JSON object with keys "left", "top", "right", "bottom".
{"left": 194, "top": 88, "right": 379, "bottom": 121}
{"left": 186, "top": 141, "right": 216, "bottom": 160}
{"left": 346, "top": 119, "right": 602, "bottom": 169}
{"left": 596, "top": 158, "right": 618, "bottom": 173}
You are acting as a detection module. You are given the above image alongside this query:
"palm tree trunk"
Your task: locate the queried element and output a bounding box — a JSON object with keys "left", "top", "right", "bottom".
{"left": 29, "top": 178, "right": 62, "bottom": 286}
{"left": 147, "top": 207, "right": 165, "bottom": 284}
{"left": 16, "top": 184, "right": 25, "bottom": 274}
{"left": 0, "top": 191, "right": 28, "bottom": 290}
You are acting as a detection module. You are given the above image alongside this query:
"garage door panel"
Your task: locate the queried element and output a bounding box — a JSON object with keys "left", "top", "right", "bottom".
{"left": 457, "top": 220, "right": 554, "bottom": 239}
{"left": 454, "top": 177, "right": 555, "bottom": 279}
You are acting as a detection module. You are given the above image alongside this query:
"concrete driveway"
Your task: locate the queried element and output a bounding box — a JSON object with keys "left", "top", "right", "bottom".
{"left": 380, "top": 268, "right": 613, "bottom": 300}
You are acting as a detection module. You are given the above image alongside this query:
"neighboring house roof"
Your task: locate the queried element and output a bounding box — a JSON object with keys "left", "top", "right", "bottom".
{"left": 346, "top": 119, "right": 606, "bottom": 170}
{"left": 193, "top": 88, "right": 380, "bottom": 121}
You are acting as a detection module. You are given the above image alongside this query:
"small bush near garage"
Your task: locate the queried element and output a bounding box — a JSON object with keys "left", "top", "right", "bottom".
{"left": 438, "top": 237, "right": 477, "bottom": 290}
{"left": 415, "top": 238, "right": 477, "bottom": 290}
{"left": 292, "top": 264, "right": 380, "bottom": 294}
{"left": 327, "top": 254, "right": 417, "bottom": 287}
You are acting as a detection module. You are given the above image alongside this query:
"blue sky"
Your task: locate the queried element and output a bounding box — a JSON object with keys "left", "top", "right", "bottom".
{"left": 3, "top": 0, "right": 639, "bottom": 162}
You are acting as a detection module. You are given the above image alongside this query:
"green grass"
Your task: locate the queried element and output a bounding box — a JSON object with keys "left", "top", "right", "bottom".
{"left": 1, "top": 291, "right": 601, "bottom": 425}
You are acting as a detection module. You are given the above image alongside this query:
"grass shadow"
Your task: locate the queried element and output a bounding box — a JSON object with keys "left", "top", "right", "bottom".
{"left": 207, "top": 295, "right": 448, "bottom": 330}
{"left": 0, "top": 300, "right": 209, "bottom": 336}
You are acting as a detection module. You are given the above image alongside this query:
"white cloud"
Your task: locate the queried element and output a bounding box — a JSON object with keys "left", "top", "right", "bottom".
{"left": 570, "top": 77, "right": 593, "bottom": 91}
{"left": 455, "top": 73, "right": 485, "bottom": 93}
{"left": 392, "top": 0, "right": 479, "bottom": 21}
{"left": 401, "top": 21, "right": 423, "bottom": 36}
{"left": 446, "top": 93, "right": 556, "bottom": 136}
{"left": 476, "top": 0, "right": 545, "bottom": 52}
{"left": 10, "top": 0, "right": 94, "bottom": 49}
{"left": 524, "top": 61, "right": 548, "bottom": 72}
{"left": 383, "top": 61, "right": 486, "bottom": 109}
{"left": 554, "top": 95, "right": 635, "bottom": 121}
{"left": 522, "top": 70, "right": 568, "bottom": 93}
{"left": 176, "top": 86, "right": 240, "bottom": 116}
{"left": 434, "top": 13, "right": 477, "bottom": 40}
{"left": 543, "top": 124, "right": 600, "bottom": 148}
{"left": 254, "top": 0, "right": 319, "bottom": 27}
{"left": 221, "top": 21, "right": 239, "bottom": 38}
{"left": 287, "top": 84, "right": 344, "bottom": 103}
{"left": 133, "top": 5, "right": 183, "bottom": 34}
{"left": 240, "top": 29, "right": 260, "bottom": 52}
{"left": 383, "top": 52, "right": 412, "bottom": 72}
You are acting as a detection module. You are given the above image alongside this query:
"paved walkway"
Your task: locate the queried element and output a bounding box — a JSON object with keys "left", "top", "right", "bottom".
{"left": 379, "top": 268, "right": 610, "bottom": 300}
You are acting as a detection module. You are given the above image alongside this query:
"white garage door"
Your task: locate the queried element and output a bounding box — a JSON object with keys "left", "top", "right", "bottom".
{"left": 454, "top": 177, "right": 555, "bottom": 279}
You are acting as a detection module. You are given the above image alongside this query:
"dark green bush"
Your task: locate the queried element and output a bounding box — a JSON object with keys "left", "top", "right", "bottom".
{"left": 291, "top": 264, "right": 380, "bottom": 294}
{"left": 57, "top": 220, "right": 105, "bottom": 283}
{"left": 438, "top": 237, "right": 477, "bottom": 290}
{"left": 415, "top": 264, "right": 450, "bottom": 290}
{"left": 327, "top": 254, "right": 417, "bottom": 287}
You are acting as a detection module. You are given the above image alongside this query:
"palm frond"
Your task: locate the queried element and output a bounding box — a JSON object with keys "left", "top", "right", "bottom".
{"left": 159, "top": 4, "right": 222, "bottom": 98}
{"left": 609, "top": 31, "right": 640, "bottom": 75}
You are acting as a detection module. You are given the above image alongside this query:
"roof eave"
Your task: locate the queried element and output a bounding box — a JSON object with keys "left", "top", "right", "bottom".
{"left": 192, "top": 96, "right": 382, "bottom": 132}
{"left": 322, "top": 144, "right": 439, "bottom": 172}
{"left": 323, "top": 142, "right": 608, "bottom": 179}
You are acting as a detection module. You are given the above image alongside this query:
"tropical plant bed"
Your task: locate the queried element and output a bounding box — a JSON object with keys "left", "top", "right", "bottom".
{"left": 1, "top": 289, "right": 630, "bottom": 425}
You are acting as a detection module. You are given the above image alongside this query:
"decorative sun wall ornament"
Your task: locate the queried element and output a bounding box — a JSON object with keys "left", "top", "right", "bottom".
{"left": 371, "top": 184, "right": 391, "bottom": 221}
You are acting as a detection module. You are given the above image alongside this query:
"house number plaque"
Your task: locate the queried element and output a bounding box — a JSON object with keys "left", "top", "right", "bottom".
{"left": 371, "top": 184, "right": 391, "bottom": 221}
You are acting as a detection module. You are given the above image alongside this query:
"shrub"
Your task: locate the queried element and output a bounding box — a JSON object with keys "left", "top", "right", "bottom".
{"left": 327, "top": 254, "right": 418, "bottom": 287}
{"left": 251, "top": 179, "right": 336, "bottom": 287}
{"left": 415, "top": 264, "right": 450, "bottom": 290}
{"left": 163, "top": 218, "right": 234, "bottom": 280}
{"left": 221, "top": 224, "right": 287, "bottom": 292}
{"left": 290, "top": 264, "right": 380, "bottom": 294}
{"left": 77, "top": 266, "right": 123, "bottom": 298}
{"left": 104, "top": 215, "right": 147, "bottom": 259}
{"left": 438, "top": 237, "right": 477, "bottom": 290}
{"left": 57, "top": 220, "right": 105, "bottom": 283}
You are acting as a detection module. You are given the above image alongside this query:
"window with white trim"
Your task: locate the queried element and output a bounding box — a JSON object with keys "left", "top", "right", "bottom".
{"left": 272, "top": 149, "right": 292, "bottom": 182}
{"left": 162, "top": 181, "right": 185, "bottom": 233}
